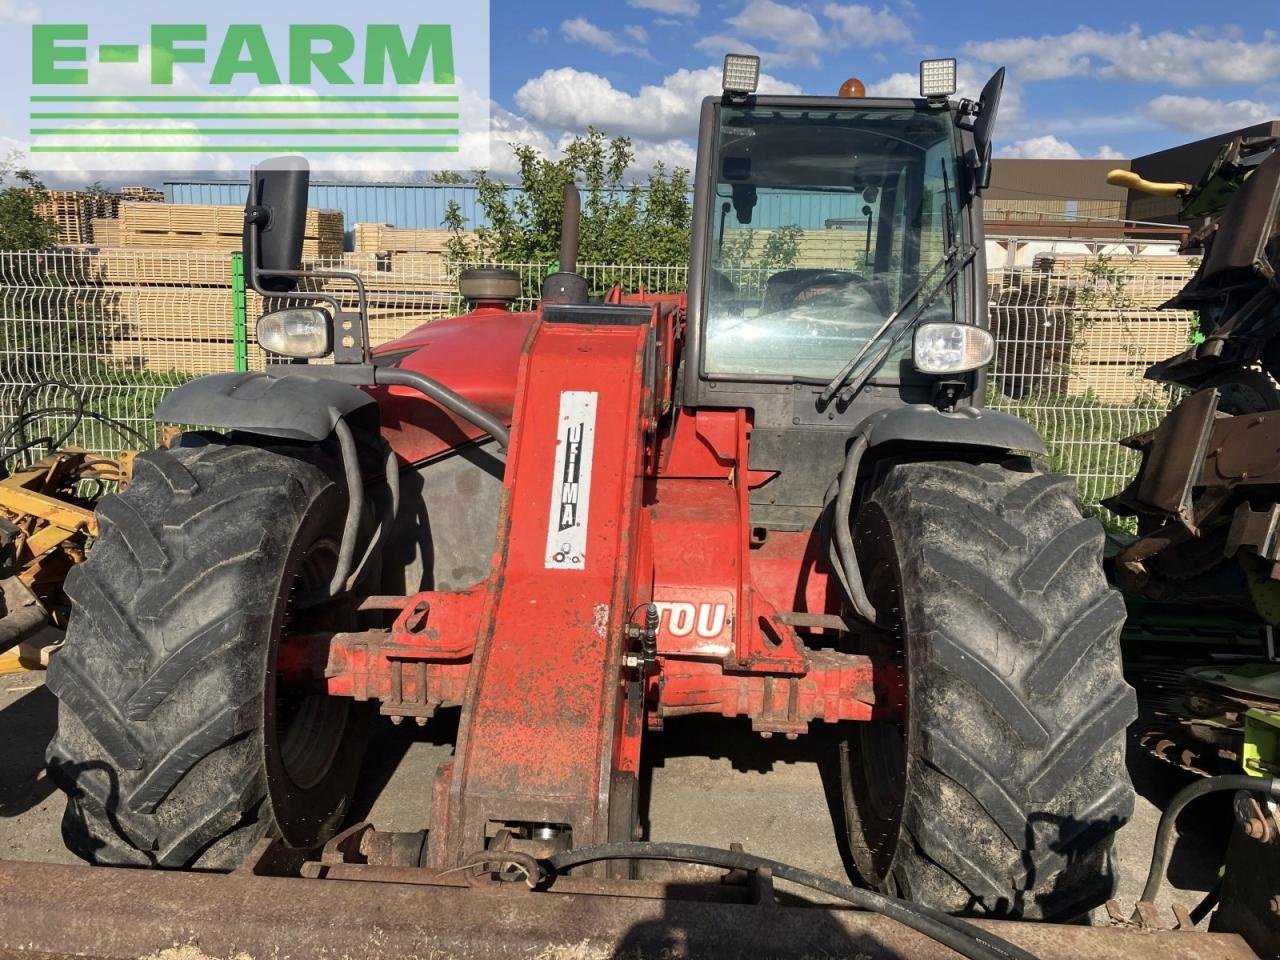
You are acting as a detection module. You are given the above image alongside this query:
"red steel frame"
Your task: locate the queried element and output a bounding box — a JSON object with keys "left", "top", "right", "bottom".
{"left": 311, "top": 297, "right": 891, "bottom": 867}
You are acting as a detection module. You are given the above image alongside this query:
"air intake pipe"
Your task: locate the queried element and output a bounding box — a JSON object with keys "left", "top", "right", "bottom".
{"left": 542, "top": 183, "right": 588, "bottom": 305}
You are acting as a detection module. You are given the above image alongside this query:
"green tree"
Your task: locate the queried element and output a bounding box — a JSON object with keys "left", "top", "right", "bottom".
{"left": 0, "top": 156, "right": 57, "bottom": 251}
{"left": 445, "top": 129, "right": 693, "bottom": 289}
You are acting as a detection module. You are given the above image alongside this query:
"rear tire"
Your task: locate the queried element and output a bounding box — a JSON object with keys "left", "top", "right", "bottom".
{"left": 841, "top": 458, "right": 1136, "bottom": 919}
{"left": 46, "top": 439, "right": 369, "bottom": 869}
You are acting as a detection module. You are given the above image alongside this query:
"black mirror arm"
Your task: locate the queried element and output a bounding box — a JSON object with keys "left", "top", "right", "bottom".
{"left": 245, "top": 213, "right": 372, "bottom": 365}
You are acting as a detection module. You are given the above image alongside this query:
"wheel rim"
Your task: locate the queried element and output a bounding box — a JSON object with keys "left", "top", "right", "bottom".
{"left": 271, "top": 537, "right": 351, "bottom": 793}
{"left": 842, "top": 505, "right": 910, "bottom": 886}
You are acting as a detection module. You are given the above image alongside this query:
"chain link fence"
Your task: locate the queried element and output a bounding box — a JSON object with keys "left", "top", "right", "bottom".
{"left": 0, "top": 248, "right": 1200, "bottom": 511}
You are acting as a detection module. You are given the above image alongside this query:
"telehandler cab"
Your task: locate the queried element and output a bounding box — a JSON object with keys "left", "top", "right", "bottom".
{"left": 0, "top": 55, "right": 1247, "bottom": 960}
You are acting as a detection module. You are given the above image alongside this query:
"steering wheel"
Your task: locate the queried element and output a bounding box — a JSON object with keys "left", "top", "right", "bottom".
{"left": 776, "top": 270, "right": 866, "bottom": 309}
{"left": 709, "top": 268, "right": 738, "bottom": 296}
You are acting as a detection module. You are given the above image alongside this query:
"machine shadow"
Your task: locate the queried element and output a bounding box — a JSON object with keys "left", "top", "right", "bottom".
{"left": 611, "top": 904, "right": 923, "bottom": 960}
{"left": 1124, "top": 731, "right": 1227, "bottom": 895}
{"left": 640, "top": 715, "right": 859, "bottom": 883}
{"left": 0, "top": 683, "right": 57, "bottom": 819}
{"left": 344, "top": 706, "right": 460, "bottom": 826}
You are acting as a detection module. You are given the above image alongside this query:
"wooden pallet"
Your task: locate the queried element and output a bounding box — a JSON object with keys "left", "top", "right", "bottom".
{"left": 120, "top": 186, "right": 165, "bottom": 203}
{"left": 35, "top": 191, "right": 90, "bottom": 244}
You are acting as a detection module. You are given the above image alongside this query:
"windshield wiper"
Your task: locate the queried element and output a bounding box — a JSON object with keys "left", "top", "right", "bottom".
{"left": 817, "top": 242, "right": 975, "bottom": 409}
{"left": 818, "top": 158, "right": 971, "bottom": 410}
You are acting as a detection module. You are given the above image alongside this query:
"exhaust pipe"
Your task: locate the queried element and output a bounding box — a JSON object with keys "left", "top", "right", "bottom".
{"left": 559, "top": 182, "right": 580, "bottom": 275}
{"left": 542, "top": 183, "right": 588, "bottom": 305}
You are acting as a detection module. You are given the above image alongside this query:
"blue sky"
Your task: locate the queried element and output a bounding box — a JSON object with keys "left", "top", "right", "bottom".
{"left": 2, "top": 0, "right": 1279, "bottom": 182}
{"left": 486, "top": 0, "right": 1280, "bottom": 173}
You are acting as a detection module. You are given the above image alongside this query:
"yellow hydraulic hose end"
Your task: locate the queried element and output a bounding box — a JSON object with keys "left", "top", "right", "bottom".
{"left": 1106, "top": 168, "right": 1190, "bottom": 197}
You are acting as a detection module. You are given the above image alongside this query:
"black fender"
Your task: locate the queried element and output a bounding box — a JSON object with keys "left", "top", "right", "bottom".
{"left": 154, "top": 371, "right": 377, "bottom": 442}
{"left": 856, "top": 403, "right": 1046, "bottom": 456}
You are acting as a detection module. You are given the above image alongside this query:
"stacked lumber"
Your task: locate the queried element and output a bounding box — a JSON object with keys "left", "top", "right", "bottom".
{"left": 353, "top": 223, "right": 454, "bottom": 254}
{"left": 989, "top": 255, "right": 1199, "bottom": 404}
{"left": 93, "top": 250, "right": 454, "bottom": 377}
{"left": 90, "top": 218, "right": 121, "bottom": 247}
{"left": 116, "top": 203, "right": 344, "bottom": 259}
{"left": 1030, "top": 254, "right": 1196, "bottom": 308}
{"left": 91, "top": 248, "right": 234, "bottom": 286}
{"left": 721, "top": 228, "right": 872, "bottom": 272}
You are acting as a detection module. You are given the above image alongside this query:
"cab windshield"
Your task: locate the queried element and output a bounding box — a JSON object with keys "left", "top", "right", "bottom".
{"left": 703, "top": 104, "right": 963, "bottom": 381}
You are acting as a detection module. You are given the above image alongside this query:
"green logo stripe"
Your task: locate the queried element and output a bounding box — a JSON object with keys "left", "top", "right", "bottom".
{"left": 31, "top": 112, "right": 457, "bottom": 120}
{"left": 30, "top": 145, "right": 462, "bottom": 153}
{"left": 32, "top": 128, "right": 460, "bottom": 136}
{"left": 29, "top": 95, "right": 460, "bottom": 103}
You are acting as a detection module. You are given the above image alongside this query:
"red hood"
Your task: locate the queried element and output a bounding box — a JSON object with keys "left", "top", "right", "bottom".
{"left": 372, "top": 306, "right": 535, "bottom": 465}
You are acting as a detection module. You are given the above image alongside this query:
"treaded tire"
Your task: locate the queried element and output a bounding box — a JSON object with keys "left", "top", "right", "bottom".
{"left": 841, "top": 458, "right": 1136, "bottom": 919}
{"left": 45, "top": 440, "right": 369, "bottom": 869}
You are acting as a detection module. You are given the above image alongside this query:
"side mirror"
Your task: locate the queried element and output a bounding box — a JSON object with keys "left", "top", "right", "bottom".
{"left": 970, "top": 67, "right": 1004, "bottom": 193}
{"left": 244, "top": 156, "right": 310, "bottom": 293}
{"left": 732, "top": 183, "right": 758, "bottom": 224}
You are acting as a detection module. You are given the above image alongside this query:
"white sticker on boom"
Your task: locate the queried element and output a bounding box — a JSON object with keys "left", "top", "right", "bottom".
{"left": 545, "top": 391, "right": 598, "bottom": 570}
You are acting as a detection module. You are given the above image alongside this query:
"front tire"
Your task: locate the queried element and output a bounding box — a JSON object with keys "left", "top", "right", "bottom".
{"left": 46, "top": 440, "right": 369, "bottom": 869}
{"left": 841, "top": 458, "right": 1136, "bottom": 919}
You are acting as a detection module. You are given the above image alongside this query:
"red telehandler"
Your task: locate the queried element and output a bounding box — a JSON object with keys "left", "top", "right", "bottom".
{"left": 0, "top": 56, "right": 1256, "bottom": 959}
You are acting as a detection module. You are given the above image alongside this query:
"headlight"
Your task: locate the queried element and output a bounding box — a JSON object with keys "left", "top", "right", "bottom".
{"left": 722, "top": 53, "right": 760, "bottom": 95}
{"left": 919, "top": 58, "right": 957, "bottom": 98}
{"left": 256, "top": 307, "right": 332, "bottom": 359}
{"left": 912, "top": 323, "right": 994, "bottom": 375}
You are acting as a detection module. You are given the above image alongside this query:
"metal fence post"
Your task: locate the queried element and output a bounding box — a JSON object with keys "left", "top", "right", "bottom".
{"left": 231, "top": 252, "right": 248, "bottom": 374}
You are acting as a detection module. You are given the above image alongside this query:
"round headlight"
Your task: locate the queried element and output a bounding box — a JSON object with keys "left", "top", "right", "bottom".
{"left": 912, "top": 322, "right": 994, "bottom": 375}
{"left": 257, "top": 307, "right": 333, "bottom": 359}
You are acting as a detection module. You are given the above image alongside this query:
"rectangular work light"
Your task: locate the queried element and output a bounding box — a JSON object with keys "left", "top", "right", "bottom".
{"left": 723, "top": 54, "right": 761, "bottom": 96}
{"left": 919, "top": 58, "right": 957, "bottom": 99}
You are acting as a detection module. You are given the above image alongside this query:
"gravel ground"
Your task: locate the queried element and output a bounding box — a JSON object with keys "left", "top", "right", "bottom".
{"left": 0, "top": 666, "right": 1227, "bottom": 926}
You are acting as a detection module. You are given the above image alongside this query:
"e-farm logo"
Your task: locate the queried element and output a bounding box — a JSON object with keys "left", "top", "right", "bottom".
{"left": 24, "top": 10, "right": 490, "bottom": 172}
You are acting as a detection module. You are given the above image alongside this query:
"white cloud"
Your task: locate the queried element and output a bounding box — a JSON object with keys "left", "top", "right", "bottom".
{"left": 628, "top": 0, "right": 700, "bottom": 14}
{"left": 966, "top": 26, "right": 1280, "bottom": 87}
{"left": 0, "top": 0, "right": 38, "bottom": 23}
{"left": 726, "top": 0, "right": 829, "bottom": 67}
{"left": 866, "top": 60, "right": 1012, "bottom": 109}
{"left": 705, "top": 0, "right": 909, "bottom": 69}
{"left": 1094, "top": 145, "right": 1126, "bottom": 160}
{"left": 625, "top": 25, "right": 651, "bottom": 46}
{"left": 823, "top": 4, "right": 911, "bottom": 47}
{"left": 561, "top": 18, "right": 651, "bottom": 58}
{"left": 694, "top": 35, "right": 764, "bottom": 60}
{"left": 515, "top": 64, "right": 800, "bottom": 142}
{"left": 479, "top": 104, "right": 558, "bottom": 179}
{"left": 1144, "top": 94, "right": 1275, "bottom": 134}
{"left": 864, "top": 71, "right": 921, "bottom": 98}
{"left": 996, "top": 135, "right": 1082, "bottom": 160}
{"left": 529, "top": 27, "right": 550, "bottom": 44}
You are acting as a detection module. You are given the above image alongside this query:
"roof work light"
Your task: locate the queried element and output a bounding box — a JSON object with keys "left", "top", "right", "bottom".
{"left": 919, "top": 58, "right": 957, "bottom": 99}
{"left": 722, "top": 54, "right": 761, "bottom": 97}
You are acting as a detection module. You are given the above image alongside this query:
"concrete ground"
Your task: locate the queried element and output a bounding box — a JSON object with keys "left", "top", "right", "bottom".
{"left": 0, "top": 663, "right": 1227, "bottom": 928}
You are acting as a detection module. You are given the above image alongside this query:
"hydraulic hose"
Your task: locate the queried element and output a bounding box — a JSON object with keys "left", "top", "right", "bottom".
{"left": 1137, "top": 773, "right": 1280, "bottom": 907}
{"left": 832, "top": 434, "right": 879, "bottom": 625}
{"left": 328, "top": 418, "right": 364, "bottom": 597}
{"left": 546, "top": 842, "right": 1038, "bottom": 960}
{"left": 375, "top": 367, "right": 510, "bottom": 450}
